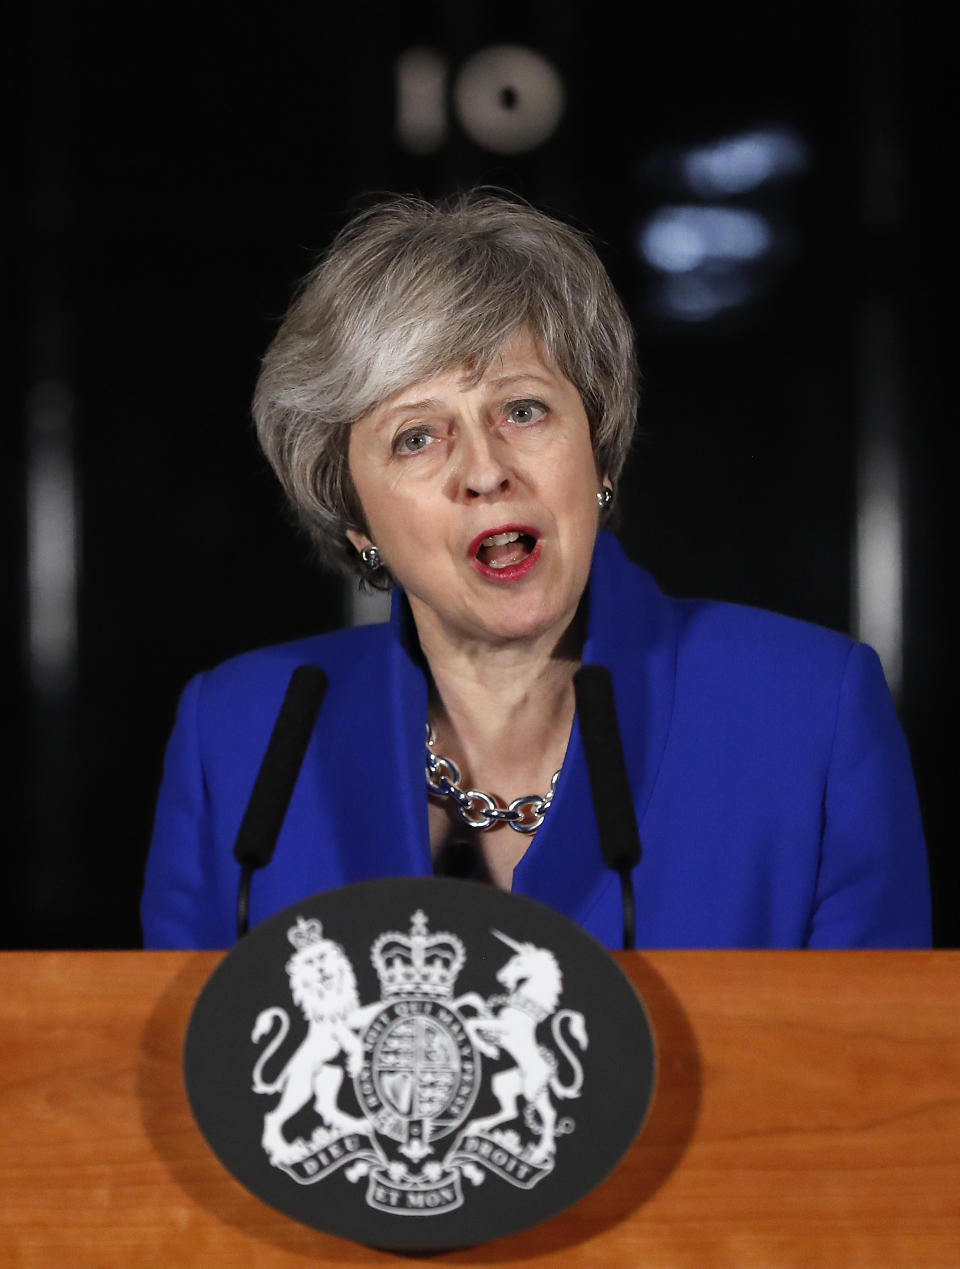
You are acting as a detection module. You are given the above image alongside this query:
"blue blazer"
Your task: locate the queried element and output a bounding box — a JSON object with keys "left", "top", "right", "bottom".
{"left": 141, "top": 533, "right": 930, "bottom": 950}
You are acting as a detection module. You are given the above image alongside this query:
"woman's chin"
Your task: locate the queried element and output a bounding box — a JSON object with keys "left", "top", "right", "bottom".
{"left": 407, "top": 558, "right": 586, "bottom": 652}
{"left": 464, "top": 595, "right": 575, "bottom": 647}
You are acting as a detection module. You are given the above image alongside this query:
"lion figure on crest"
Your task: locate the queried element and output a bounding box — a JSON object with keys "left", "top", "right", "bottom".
{"left": 251, "top": 918, "right": 374, "bottom": 1165}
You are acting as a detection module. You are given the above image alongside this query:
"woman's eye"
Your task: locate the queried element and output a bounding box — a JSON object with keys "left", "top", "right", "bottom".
{"left": 506, "top": 400, "right": 546, "bottom": 425}
{"left": 394, "top": 428, "right": 434, "bottom": 455}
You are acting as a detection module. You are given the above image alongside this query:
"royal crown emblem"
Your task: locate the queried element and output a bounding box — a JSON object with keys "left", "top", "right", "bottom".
{"left": 287, "top": 915, "right": 325, "bottom": 950}
{"left": 249, "top": 909, "right": 590, "bottom": 1216}
{"left": 371, "top": 909, "right": 465, "bottom": 1000}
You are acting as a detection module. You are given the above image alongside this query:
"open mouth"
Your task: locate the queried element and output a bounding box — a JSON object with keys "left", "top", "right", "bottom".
{"left": 468, "top": 525, "right": 542, "bottom": 581}
{"left": 475, "top": 529, "right": 538, "bottom": 570}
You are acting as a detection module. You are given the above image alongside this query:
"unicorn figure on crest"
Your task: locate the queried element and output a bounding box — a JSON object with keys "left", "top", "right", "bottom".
{"left": 459, "top": 931, "right": 588, "bottom": 1166}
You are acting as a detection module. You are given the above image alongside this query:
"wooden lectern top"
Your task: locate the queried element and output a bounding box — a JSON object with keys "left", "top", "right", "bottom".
{"left": 2, "top": 950, "right": 958, "bottom": 1267}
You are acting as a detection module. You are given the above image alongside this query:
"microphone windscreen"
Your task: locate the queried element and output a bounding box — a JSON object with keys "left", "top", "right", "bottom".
{"left": 433, "top": 839, "right": 488, "bottom": 880}
{"left": 573, "top": 664, "right": 642, "bottom": 872}
{"left": 233, "top": 665, "right": 328, "bottom": 869}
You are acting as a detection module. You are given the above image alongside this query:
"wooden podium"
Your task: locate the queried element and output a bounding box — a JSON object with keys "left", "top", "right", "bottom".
{"left": 2, "top": 950, "right": 959, "bottom": 1266}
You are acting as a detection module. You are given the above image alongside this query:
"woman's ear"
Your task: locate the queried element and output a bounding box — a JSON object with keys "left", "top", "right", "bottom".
{"left": 346, "top": 528, "right": 372, "bottom": 555}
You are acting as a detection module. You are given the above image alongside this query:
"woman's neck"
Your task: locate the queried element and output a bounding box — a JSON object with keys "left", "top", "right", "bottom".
{"left": 418, "top": 609, "right": 585, "bottom": 786}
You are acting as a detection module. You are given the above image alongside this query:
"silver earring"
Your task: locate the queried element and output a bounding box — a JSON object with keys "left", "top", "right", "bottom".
{"left": 597, "top": 486, "right": 613, "bottom": 509}
{"left": 360, "top": 545, "right": 382, "bottom": 571}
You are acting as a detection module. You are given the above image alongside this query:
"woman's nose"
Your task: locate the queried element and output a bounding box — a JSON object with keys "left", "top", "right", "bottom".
{"left": 458, "top": 430, "right": 511, "bottom": 499}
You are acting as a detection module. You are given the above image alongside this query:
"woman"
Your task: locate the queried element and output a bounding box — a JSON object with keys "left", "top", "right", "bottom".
{"left": 141, "top": 192, "right": 930, "bottom": 950}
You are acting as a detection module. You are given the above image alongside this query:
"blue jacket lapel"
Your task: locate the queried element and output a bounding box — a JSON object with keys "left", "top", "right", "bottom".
{"left": 284, "top": 609, "right": 432, "bottom": 898}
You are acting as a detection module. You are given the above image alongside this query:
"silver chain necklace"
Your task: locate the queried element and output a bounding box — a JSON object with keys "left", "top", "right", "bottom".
{"left": 425, "top": 723, "right": 560, "bottom": 834}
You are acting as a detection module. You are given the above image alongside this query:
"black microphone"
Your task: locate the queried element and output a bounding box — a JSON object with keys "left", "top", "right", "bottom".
{"left": 233, "top": 664, "right": 328, "bottom": 938}
{"left": 433, "top": 839, "right": 490, "bottom": 881}
{"left": 573, "top": 665, "right": 642, "bottom": 949}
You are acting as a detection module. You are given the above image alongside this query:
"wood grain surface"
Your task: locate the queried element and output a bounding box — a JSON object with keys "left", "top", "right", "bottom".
{"left": 1, "top": 950, "right": 958, "bottom": 1267}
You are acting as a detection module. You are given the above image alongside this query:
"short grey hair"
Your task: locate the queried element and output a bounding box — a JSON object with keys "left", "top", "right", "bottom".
{"left": 253, "top": 190, "right": 639, "bottom": 584}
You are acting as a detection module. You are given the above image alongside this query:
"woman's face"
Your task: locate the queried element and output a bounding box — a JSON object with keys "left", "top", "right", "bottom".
{"left": 346, "top": 331, "right": 604, "bottom": 653}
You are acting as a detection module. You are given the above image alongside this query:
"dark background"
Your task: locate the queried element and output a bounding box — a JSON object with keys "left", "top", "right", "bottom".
{"left": 9, "top": 1, "right": 954, "bottom": 948}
